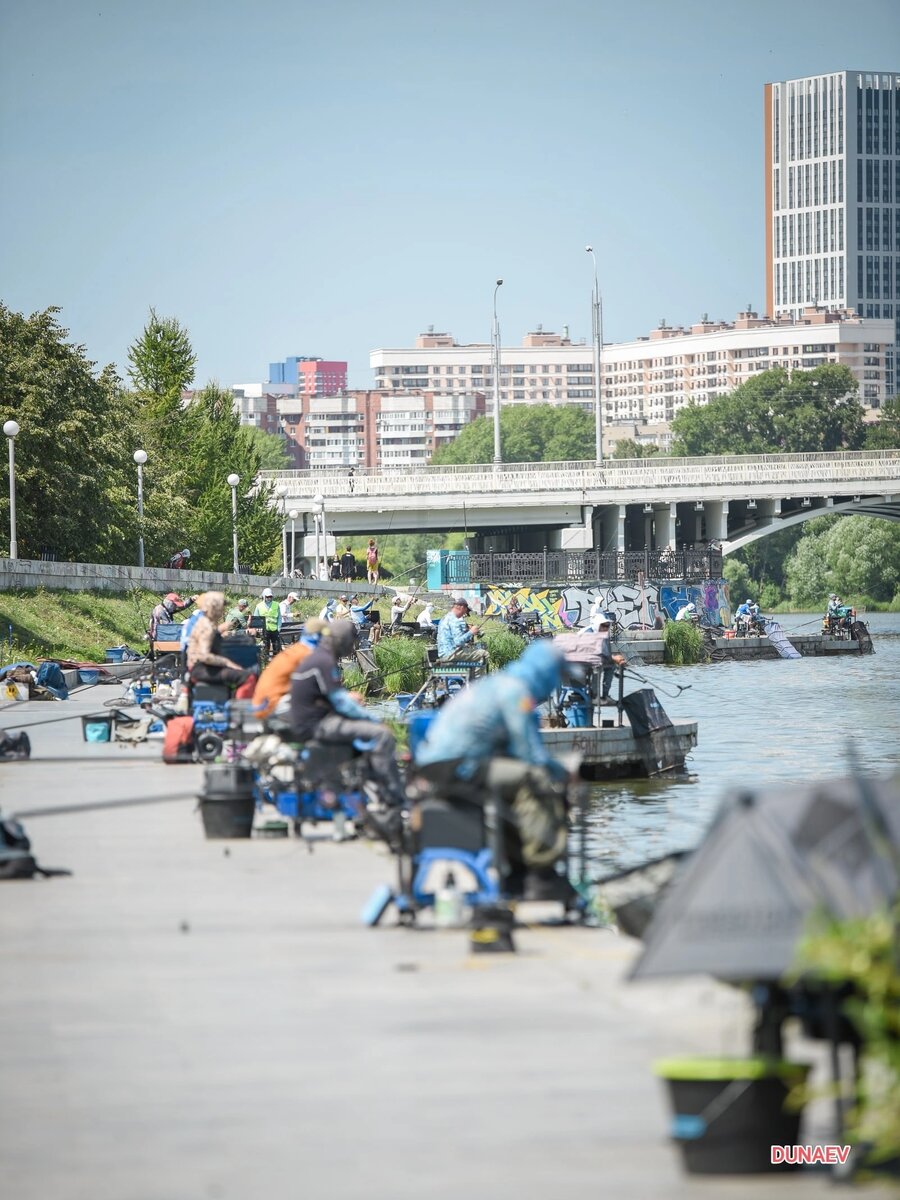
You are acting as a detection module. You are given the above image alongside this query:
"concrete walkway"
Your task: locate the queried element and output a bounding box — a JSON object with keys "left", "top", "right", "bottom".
{"left": 0, "top": 691, "right": 881, "bottom": 1200}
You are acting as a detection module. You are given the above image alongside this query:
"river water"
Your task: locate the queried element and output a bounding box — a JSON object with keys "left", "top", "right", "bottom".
{"left": 589, "top": 611, "right": 900, "bottom": 879}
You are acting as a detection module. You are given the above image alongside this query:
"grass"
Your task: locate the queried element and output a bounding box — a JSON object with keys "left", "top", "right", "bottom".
{"left": 372, "top": 637, "right": 429, "bottom": 695}
{"left": 662, "top": 619, "right": 704, "bottom": 665}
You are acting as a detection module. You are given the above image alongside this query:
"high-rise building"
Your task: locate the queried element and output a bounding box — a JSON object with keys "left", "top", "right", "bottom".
{"left": 268, "top": 356, "right": 347, "bottom": 396}
{"left": 764, "top": 70, "right": 899, "bottom": 399}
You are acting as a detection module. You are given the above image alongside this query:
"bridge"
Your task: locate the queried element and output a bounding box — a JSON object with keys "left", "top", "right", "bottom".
{"left": 261, "top": 449, "right": 900, "bottom": 555}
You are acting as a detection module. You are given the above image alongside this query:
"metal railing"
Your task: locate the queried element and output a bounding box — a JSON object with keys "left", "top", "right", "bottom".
{"left": 260, "top": 449, "right": 900, "bottom": 502}
{"left": 445, "top": 548, "right": 722, "bottom": 585}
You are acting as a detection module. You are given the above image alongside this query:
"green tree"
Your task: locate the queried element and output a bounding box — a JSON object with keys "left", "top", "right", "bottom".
{"left": 611, "top": 438, "right": 660, "bottom": 459}
{"left": 784, "top": 516, "right": 900, "bottom": 606}
{"left": 722, "top": 557, "right": 752, "bottom": 606}
{"left": 176, "top": 384, "right": 283, "bottom": 572}
{"left": 865, "top": 396, "right": 900, "bottom": 449}
{"left": 243, "top": 426, "right": 291, "bottom": 472}
{"left": 127, "top": 308, "right": 196, "bottom": 429}
{"left": 669, "top": 365, "right": 866, "bottom": 457}
{"left": 0, "top": 304, "right": 139, "bottom": 563}
{"left": 432, "top": 404, "right": 595, "bottom": 465}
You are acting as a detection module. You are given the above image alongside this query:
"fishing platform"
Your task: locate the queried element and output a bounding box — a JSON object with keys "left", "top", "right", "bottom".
{"left": 619, "top": 625, "right": 874, "bottom": 663}
{"left": 541, "top": 718, "right": 698, "bottom": 781}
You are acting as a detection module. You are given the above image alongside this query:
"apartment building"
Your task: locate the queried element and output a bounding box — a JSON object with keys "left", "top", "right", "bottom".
{"left": 371, "top": 327, "right": 595, "bottom": 407}
{"left": 274, "top": 389, "right": 486, "bottom": 469}
{"left": 372, "top": 308, "right": 893, "bottom": 452}
{"left": 765, "top": 70, "right": 899, "bottom": 396}
{"left": 268, "top": 355, "right": 348, "bottom": 396}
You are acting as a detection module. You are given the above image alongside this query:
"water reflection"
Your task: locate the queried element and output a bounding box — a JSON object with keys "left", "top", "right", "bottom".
{"left": 588, "top": 612, "right": 900, "bottom": 876}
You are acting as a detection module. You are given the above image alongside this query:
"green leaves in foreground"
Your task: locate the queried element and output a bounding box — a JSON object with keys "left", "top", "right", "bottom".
{"left": 663, "top": 620, "right": 703, "bottom": 665}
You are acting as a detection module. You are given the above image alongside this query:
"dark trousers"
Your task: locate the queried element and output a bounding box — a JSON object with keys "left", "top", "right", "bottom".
{"left": 191, "top": 662, "right": 251, "bottom": 687}
{"left": 314, "top": 713, "right": 406, "bottom": 807}
{"left": 263, "top": 630, "right": 282, "bottom": 657}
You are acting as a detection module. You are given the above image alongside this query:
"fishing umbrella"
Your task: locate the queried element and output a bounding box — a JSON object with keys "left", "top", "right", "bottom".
{"left": 631, "top": 772, "right": 900, "bottom": 984}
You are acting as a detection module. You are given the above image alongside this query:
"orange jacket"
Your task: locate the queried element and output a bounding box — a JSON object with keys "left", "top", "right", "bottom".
{"left": 252, "top": 642, "right": 313, "bottom": 718}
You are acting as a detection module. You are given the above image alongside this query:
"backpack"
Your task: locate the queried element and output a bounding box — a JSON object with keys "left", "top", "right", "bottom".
{"left": 162, "top": 716, "right": 195, "bottom": 764}
{"left": 366, "top": 545, "right": 378, "bottom": 566}
{"left": 0, "top": 814, "right": 70, "bottom": 880}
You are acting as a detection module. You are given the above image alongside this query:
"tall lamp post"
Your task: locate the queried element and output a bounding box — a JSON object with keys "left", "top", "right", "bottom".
{"left": 3, "top": 420, "right": 19, "bottom": 559}
{"left": 274, "top": 483, "right": 288, "bottom": 577}
{"left": 133, "top": 449, "right": 147, "bottom": 568}
{"left": 586, "top": 246, "right": 604, "bottom": 463}
{"left": 312, "top": 493, "right": 325, "bottom": 580}
{"left": 492, "top": 278, "right": 504, "bottom": 466}
{"left": 288, "top": 509, "right": 299, "bottom": 576}
{"left": 227, "top": 473, "right": 240, "bottom": 575}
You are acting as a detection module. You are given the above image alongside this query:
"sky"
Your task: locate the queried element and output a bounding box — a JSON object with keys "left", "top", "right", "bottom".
{"left": 1, "top": 0, "right": 898, "bottom": 390}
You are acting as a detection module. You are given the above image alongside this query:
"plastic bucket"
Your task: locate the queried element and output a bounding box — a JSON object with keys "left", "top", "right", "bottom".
{"left": 198, "top": 762, "right": 257, "bottom": 838}
{"left": 105, "top": 648, "right": 125, "bottom": 663}
{"left": 199, "top": 794, "right": 256, "bottom": 838}
{"left": 655, "top": 1058, "right": 809, "bottom": 1175}
{"left": 396, "top": 692, "right": 413, "bottom": 714}
{"left": 132, "top": 684, "right": 152, "bottom": 704}
{"left": 565, "top": 702, "right": 590, "bottom": 728}
{"left": 81, "top": 713, "right": 113, "bottom": 743}
{"left": 78, "top": 669, "right": 100, "bottom": 686}
{"left": 407, "top": 709, "right": 438, "bottom": 755}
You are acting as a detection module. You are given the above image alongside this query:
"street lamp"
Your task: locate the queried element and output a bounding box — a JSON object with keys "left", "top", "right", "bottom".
{"left": 312, "top": 493, "right": 325, "bottom": 580}
{"left": 227, "top": 473, "right": 240, "bottom": 574}
{"left": 3, "top": 420, "right": 19, "bottom": 560}
{"left": 586, "top": 246, "right": 603, "bottom": 463}
{"left": 492, "top": 278, "right": 504, "bottom": 466}
{"left": 133, "top": 450, "right": 147, "bottom": 568}
{"left": 288, "top": 509, "right": 299, "bottom": 576}
{"left": 274, "top": 483, "right": 288, "bottom": 577}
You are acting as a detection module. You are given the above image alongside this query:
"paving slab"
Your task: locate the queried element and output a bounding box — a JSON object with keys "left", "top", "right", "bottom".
{"left": 0, "top": 694, "right": 884, "bottom": 1200}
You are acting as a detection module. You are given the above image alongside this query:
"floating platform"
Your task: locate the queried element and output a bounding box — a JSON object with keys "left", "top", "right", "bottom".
{"left": 620, "top": 629, "right": 872, "bottom": 663}
{"left": 541, "top": 719, "right": 698, "bottom": 780}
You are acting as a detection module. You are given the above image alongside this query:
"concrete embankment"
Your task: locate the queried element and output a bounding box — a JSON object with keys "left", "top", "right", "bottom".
{"left": 0, "top": 692, "right": 874, "bottom": 1199}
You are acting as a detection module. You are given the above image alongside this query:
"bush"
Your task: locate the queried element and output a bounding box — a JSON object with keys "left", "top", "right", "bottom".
{"left": 663, "top": 620, "right": 703, "bottom": 665}
{"left": 480, "top": 624, "right": 525, "bottom": 672}
{"left": 372, "top": 636, "right": 428, "bottom": 695}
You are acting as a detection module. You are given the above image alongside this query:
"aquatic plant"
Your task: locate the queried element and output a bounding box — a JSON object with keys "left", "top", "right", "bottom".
{"left": 372, "top": 636, "right": 428, "bottom": 695}
{"left": 662, "top": 620, "right": 703, "bottom": 665}
{"left": 480, "top": 625, "right": 525, "bottom": 672}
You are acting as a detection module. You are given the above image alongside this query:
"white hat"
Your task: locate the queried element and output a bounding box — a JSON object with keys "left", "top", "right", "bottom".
{"left": 286, "top": 592, "right": 298, "bottom": 601}
{"left": 262, "top": 588, "right": 274, "bottom": 598}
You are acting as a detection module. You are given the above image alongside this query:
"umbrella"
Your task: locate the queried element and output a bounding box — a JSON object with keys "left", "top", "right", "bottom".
{"left": 630, "top": 772, "right": 900, "bottom": 983}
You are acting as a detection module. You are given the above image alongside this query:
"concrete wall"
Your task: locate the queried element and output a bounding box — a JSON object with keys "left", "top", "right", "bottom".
{"left": 0, "top": 558, "right": 286, "bottom": 596}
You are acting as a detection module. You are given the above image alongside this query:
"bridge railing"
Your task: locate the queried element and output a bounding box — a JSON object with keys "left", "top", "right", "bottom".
{"left": 261, "top": 449, "right": 900, "bottom": 500}
{"left": 446, "top": 549, "right": 722, "bottom": 586}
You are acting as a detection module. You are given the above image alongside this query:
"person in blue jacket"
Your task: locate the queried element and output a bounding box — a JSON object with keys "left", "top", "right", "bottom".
{"left": 436, "top": 597, "right": 487, "bottom": 664}
{"left": 414, "top": 640, "right": 571, "bottom": 874}
{"left": 289, "top": 620, "right": 406, "bottom": 808}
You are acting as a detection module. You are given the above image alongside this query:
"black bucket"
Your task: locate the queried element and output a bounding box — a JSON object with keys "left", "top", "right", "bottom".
{"left": 198, "top": 763, "right": 256, "bottom": 839}
{"left": 655, "top": 1058, "right": 809, "bottom": 1175}
{"left": 469, "top": 903, "right": 516, "bottom": 954}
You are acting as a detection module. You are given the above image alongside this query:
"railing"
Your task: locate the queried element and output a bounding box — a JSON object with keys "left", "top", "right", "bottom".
{"left": 260, "top": 450, "right": 900, "bottom": 502}
{"left": 447, "top": 549, "right": 722, "bottom": 585}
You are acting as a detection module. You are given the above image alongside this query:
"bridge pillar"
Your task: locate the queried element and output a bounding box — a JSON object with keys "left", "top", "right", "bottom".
{"left": 654, "top": 503, "right": 677, "bottom": 551}
{"left": 707, "top": 500, "right": 729, "bottom": 542}
{"left": 615, "top": 504, "right": 626, "bottom": 554}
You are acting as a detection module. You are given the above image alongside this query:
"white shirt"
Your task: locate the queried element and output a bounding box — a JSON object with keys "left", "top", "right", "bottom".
{"left": 279, "top": 600, "right": 295, "bottom": 621}
{"left": 589, "top": 599, "right": 609, "bottom": 633}
{"left": 417, "top": 605, "right": 435, "bottom": 629}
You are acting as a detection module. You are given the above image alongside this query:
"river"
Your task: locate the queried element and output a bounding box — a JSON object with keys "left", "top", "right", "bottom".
{"left": 589, "top": 611, "right": 900, "bottom": 878}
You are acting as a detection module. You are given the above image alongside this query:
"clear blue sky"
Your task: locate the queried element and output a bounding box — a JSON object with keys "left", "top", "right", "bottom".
{"left": 1, "top": 0, "right": 897, "bottom": 389}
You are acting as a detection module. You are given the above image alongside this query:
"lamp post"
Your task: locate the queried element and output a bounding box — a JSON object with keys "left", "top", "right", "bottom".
{"left": 586, "top": 246, "right": 603, "bottom": 463}
{"left": 133, "top": 450, "right": 147, "bottom": 568}
{"left": 274, "top": 484, "right": 288, "bottom": 577}
{"left": 312, "top": 493, "right": 325, "bottom": 580}
{"left": 288, "top": 509, "right": 299, "bottom": 576}
{"left": 227, "top": 473, "right": 240, "bottom": 575}
{"left": 492, "top": 278, "right": 504, "bottom": 466}
{"left": 3, "top": 420, "right": 19, "bottom": 560}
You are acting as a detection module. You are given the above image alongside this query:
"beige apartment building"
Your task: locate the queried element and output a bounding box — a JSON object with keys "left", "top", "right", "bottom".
{"left": 372, "top": 307, "right": 893, "bottom": 453}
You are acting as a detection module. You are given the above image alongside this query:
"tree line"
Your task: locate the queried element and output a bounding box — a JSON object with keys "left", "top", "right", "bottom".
{"left": 0, "top": 304, "right": 285, "bottom": 572}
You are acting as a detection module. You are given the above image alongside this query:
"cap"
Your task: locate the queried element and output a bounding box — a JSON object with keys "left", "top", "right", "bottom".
{"left": 164, "top": 592, "right": 184, "bottom": 605}
{"left": 237, "top": 598, "right": 248, "bottom": 607}
{"left": 339, "top": 595, "right": 348, "bottom": 601}
{"left": 262, "top": 588, "right": 274, "bottom": 598}
{"left": 286, "top": 592, "right": 298, "bottom": 601}
{"left": 596, "top": 616, "right": 611, "bottom": 627}
{"left": 452, "top": 597, "right": 470, "bottom": 611}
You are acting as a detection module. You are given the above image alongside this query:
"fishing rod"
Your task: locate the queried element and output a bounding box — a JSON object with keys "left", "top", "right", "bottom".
{"left": 9, "top": 790, "right": 198, "bottom": 822}
{"left": 621, "top": 663, "right": 693, "bottom": 700}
